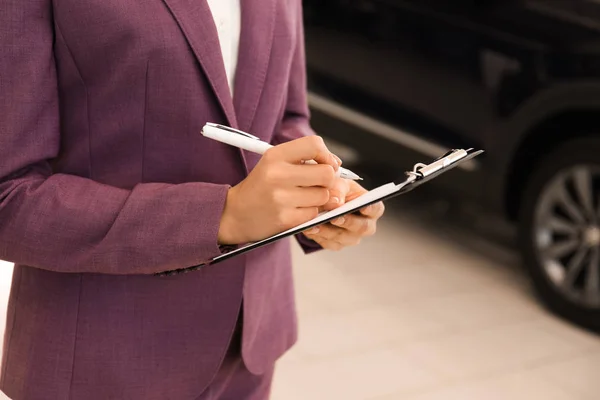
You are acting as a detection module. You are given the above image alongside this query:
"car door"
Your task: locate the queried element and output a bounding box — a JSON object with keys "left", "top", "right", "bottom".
{"left": 302, "top": 0, "right": 581, "bottom": 156}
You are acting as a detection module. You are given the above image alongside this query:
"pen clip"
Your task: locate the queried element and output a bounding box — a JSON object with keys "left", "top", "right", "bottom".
{"left": 205, "top": 122, "right": 260, "bottom": 140}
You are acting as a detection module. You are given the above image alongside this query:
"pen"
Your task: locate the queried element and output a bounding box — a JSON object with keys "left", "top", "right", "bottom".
{"left": 201, "top": 123, "right": 362, "bottom": 180}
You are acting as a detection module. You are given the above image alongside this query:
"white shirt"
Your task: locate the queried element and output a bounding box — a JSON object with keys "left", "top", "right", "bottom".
{"left": 206, "top": 0, "right": 241, "bottom": 95}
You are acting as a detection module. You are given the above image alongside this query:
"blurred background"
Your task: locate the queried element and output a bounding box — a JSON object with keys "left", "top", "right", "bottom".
{"left": 2, "top": 0, "right": 600, "bottom": 399}
{"left": 274, "top": 0, "right": 600, "bottom": 398}
{"left": 300, "top": 0, "right": 600, "bottom": 332}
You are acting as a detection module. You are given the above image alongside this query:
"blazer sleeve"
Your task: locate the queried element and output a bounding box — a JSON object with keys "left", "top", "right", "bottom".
{"left": 0, "top": 0, "right": 230, "bottom": 275}
{"left": 272, "top": 0, "right": 315, "bottom": 146}
{"left": 271, "top": 0, "right": 323, "bottom": 253}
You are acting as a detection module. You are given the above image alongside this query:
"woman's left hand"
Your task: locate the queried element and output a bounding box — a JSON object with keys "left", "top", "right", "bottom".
{"left": 302, "top": 180, "right": 385, "bottom": 251}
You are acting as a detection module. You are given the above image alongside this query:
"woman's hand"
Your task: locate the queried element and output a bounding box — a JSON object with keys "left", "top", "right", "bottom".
{"left": 218, "top": 136, "right": 341, "bottom": 244}
{"left": 302, "top": 180, "right": 385, "bottom": 250}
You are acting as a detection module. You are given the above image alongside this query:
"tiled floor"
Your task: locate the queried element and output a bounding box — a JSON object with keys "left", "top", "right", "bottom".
{"left": 269, "top": 196, "right": 600, "bottom": 400}
{"left": 0, "top": 194, "right": 598, "bottom": 399}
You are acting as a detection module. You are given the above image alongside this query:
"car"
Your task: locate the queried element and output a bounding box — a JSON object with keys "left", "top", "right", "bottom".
{"left": 302, "top": 0, "right": 600, "bottom": 331}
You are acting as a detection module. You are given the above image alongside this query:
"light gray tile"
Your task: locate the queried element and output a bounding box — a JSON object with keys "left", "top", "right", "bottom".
{"left": 402, "top": 320, "right": 590, "bottom": 381}
{"left": 373, "top": 370, "right": 580, "bottom": 400}
{"left": 272, "top": 347, "right": 443, "bottom": 400}
{"left": 293, "top": 305, "right": 448, "bottom": 360}
{"left": 413, "top": 284, "right": 546, "bottom": 332}
{"left": 533, "top": 351, "right": 600, "bottom": 399}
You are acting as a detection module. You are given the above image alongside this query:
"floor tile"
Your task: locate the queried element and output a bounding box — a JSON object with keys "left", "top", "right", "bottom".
{"left": 401, "top": 319, "right": 591, "bottom": 381}
{"left": 414, "top": 284, "right": 546, "bottom": 332}
{"left": 533, "top": 350, "right": 600, "bottom": 399}
{"left": 534, "top": 314, "right": 600, "bottom": 352}
{"left": 293, "top": 305, "right": 448, "bottom": 360}
{"left": 272, "top": 347, "right": 443, "bottom": 400}
{"left": 372, "top": 370, "right": 581, "bottom": 400}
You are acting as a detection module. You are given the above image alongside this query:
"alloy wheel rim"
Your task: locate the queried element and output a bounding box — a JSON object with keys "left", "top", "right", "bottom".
{"left": 533, "top": 165, "right": 600, "bottom": 309}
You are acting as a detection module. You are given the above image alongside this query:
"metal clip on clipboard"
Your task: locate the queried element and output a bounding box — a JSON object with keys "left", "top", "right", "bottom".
{"left": 404, "top": 148, "right": 476, "bottom": 184}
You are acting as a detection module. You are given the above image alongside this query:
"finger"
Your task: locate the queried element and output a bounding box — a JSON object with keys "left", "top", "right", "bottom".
{"left": 304, "top": 228, "right": 346, "bottom": 251}
{"left": 331, "top": 214, "right": 376, "bottom": 236}
{"left": 319, "top": 239, "right": 344, "bottom": 251}
{"left": 286, "top": 163, "right": 337, "bottom": 188}
{"left": 304, "top": 223, "right": 361, "bottom": 247}
{"left": 303, "top": 224, "right": 342, "bottom": 241}
{"left": 306, "top": 234, "right": 344, "bottom": 251}
{"left": 332, "top": 154, "right": 343, "bottom": 166}
{"left": 345, "top": 180, "right": 369, "bottom": 202}
{"left": 278, "top": 187, "right": 330, "bottom": 208}
{"left": 360, "top": 201, "right": 385, "bottom": 218}
{"left": 322, "top": 178, "right": 350, "bottom": 210}
{"left": 271, "top": 136, "right": 338, "bottom": 169}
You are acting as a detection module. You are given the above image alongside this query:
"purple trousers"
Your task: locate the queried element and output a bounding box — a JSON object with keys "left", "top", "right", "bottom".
{"left": 195, "top": 315, "right": 275, "bottom": 400}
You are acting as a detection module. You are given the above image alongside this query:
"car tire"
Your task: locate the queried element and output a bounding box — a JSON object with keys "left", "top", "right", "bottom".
{"left": 519, "top": 137, "right": 600, "bottom": 332}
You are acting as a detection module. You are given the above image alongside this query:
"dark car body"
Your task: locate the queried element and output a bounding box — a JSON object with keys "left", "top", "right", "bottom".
{"left": 303, "top": 0, "right": 600, "bottom": 219}
{"left": 302, "top": 0, "right": 600, "bottom": 330}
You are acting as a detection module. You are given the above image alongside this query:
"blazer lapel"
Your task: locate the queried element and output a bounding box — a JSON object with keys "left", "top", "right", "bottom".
{"left": 161, "top": 0, "right": 238, "bottom": 128}
{"left": 233, "top": 0, "right": 276, "bottom": 133}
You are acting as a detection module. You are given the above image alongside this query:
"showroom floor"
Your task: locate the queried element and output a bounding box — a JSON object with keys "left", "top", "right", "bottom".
{"left": 270, "top": 195, "right": 600, "bottom": 400}
{"left": 0, "top": 195, "right": 598, "bottom": 399}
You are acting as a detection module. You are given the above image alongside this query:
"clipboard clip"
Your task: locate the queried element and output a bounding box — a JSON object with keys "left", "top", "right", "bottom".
{"left": 407, "top": 148, "right": 471, "bottom": 179}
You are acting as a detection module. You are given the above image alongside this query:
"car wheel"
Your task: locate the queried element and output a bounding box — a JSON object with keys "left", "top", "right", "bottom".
{"left": 519, "top": 137, "right": 600, "bottom": 331}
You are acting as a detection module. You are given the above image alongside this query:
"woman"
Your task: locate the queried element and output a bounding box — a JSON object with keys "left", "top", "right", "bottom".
{"left": 0, "top": 0, "right": 384, "bottom": 398}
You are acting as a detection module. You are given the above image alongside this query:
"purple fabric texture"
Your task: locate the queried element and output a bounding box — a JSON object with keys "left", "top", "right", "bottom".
{"left": 0, "top": 0, "right": 319, "bottom": 398}
{"left": 195, "top": 308, "right": 275, "bottom": 400}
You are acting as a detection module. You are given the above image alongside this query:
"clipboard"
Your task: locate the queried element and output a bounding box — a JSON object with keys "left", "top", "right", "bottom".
{"left": 156, "top": 148, "right": 484, "bottom": 276}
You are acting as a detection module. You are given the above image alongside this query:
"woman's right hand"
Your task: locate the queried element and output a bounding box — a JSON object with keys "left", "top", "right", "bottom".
{"left": 217, "top": 135, "right": 341, "bottom": 244}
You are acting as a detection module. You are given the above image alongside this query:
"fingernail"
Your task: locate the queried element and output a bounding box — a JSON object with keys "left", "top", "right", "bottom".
{"left": 330, "top": 154, "right": 340, "bottom": 168}
{"left": 332, "top": 217, "right": 345, "bottom": 226}
{"left": 333, "top": 154, "right": 342, "bottom": 166}
{"left": 306, "top": 227, "right": 320, "bottom": 234}
{"left": 330, "top": 197, "right": 340, "bottom": 204}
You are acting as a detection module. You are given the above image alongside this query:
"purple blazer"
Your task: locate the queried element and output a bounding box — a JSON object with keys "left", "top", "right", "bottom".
{"left": 0, "top": 0, "right": 320, "bottom": 398}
